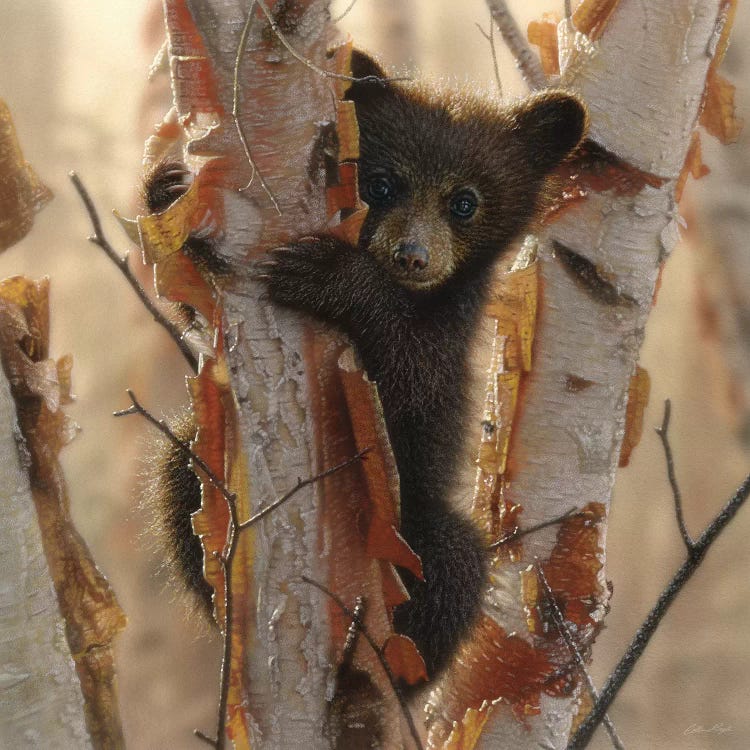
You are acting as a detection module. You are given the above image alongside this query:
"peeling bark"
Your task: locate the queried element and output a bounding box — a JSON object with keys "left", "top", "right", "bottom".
{"left": 147, "top": 1, "right": 412, "bottom": 746}
{"left": 425, "top": 1, "right": 731, "bottom": 747}
{"left": 0, "top": 343, "right": 91, "bottom": 750}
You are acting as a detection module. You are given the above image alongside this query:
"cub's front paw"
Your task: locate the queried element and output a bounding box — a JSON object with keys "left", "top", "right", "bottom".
{"left": 256, "top": 236, "right": 349, "bottom": 315}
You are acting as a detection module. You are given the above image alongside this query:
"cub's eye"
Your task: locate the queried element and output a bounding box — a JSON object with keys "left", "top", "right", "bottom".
{"left": 365, "top": 175, "right": 395, "bottom": 203}
{"left": 449, "top": 189, "right": 479, "bottom": 220}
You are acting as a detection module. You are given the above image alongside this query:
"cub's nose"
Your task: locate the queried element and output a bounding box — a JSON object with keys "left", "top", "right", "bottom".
{"left": 393, "top": 243, "right": 429, "bottom": 272}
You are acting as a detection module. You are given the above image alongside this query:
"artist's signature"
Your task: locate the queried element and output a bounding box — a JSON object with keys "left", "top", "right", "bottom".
{"left": 684, "top": 723, "right": 733, "bottom": 736}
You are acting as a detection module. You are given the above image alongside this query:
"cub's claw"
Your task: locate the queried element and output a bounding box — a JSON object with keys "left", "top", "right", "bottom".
{"left": 143, "top": 160, "right": 193, "bottom": 213}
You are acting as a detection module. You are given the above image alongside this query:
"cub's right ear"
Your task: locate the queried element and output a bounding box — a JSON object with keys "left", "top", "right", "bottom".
{"left": 349, "top": 49, "right": 388, "bottom": 81}
{"left": 345, "top": 50, "right": 395, "bottom": 108}
{"left": 512, "top": 90, "right": 588, "bottom": 174}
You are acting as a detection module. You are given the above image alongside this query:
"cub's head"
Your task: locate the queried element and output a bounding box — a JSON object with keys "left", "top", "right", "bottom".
{"left": 346, "top": 51, "right": 588, "bottom": 291}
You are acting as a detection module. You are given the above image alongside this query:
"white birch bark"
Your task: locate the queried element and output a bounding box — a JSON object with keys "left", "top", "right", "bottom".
{"left": 162, "top": 2, "right": 408, "bottom": 746}
{"left": 469, "top": 0, "right": 725, "bottom": 746}
{"left": 0, "top": 362, "right": 91, "bottom": 750}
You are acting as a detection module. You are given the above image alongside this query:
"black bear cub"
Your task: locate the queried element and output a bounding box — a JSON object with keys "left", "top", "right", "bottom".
{"left": 145, "top": 51, "right": 587, "bottom": 682}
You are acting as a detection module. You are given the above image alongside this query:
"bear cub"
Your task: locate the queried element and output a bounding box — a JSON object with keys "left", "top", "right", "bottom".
{"left": 145, "top": 50, "right": 587, "bottom": 682}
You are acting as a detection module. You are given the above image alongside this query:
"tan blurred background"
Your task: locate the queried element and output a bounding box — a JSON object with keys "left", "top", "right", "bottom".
{"left": 1, "top": 1, "right": 748, "bottom": 748}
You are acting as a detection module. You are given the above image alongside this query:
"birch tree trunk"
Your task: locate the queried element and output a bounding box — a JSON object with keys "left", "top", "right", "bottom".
{"left": 142, "top": 1, "right": 416, "bottom": 746}
{"left": 425, "top": 0, "right": 735, "bottom": 747}
{"left": 0, "top": 343, "right": 91, "bottom": 750}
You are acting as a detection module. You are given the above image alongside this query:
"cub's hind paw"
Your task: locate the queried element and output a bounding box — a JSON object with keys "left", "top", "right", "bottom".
{"left": 142, "top": 160, "right": 193, "bottom": 214}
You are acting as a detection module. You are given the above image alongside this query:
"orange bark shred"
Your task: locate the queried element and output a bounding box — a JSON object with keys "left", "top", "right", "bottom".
{"left": 473, "top": 260, "right": 538, "bottom": 546}
{"left": 0, "top": 277, "right": 126, "bottom": 749}
{"left": 164, "top": 0, "right": 224, "bottom": 118}
{"left": 527, "top": 14, "right": 560, "bottom": 77}
{"left": 548, "top": 141, "right": 666, "bottom": 221}
{"left": 619, "top": 366, "right": 651, "bottom": 468}
{"left": 0, "top": 100, "right": 53, "bottom": 251}
{"left": 572, "top": 0, "right": 621, "bottom": 41}
{"left": 676, "top": 131, "right": 711, "bottom": 203}
{"left": 382, "top": 634, "right": 428, "bottom": 686}
{"left": 699, "top": 0, "right": 742, "bottom": 145}
{"left": 188, "top": 327, "right": 254, "bottom": 746}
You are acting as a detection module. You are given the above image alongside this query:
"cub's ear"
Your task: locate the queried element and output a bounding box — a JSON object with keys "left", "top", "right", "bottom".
{"left": 349, "top": 49, "right": 388, "bottom": 80}
{"left": 511, "top": 90, "right": 588, "bottom": 173}
{"left": 345, "top": 50, "right": 396, "bottom": 108}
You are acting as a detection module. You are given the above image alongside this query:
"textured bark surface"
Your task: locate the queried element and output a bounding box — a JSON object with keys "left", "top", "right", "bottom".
{"left": 0, "top": 277, "right": 126, "bottom": 750}
{"left": 149, "top": 1, "right": 413, "bottom": 746}
{"left": 0, "top": 346, "right": 91, "bottom": 750}
{"left": 424, "top": 1, "right": 730, "bottom": 747}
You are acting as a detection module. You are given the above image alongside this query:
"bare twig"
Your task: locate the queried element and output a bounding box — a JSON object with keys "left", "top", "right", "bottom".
{"left": 116, "top": 388, "right": 371, "bottom": 746}
{"left": 655, "top": 399, "right": 695, "bottom": 553}
{"left": 536, "top": 565, "right": 625, "bottom": 750}
{"left": 193, "top": 728, "right": 217, "bottom": 747}
{"left": 476, "top": 12, "right": 503, "bottom": 96}
{"left": 485, "top": 0, "right": 547, "bottom": 89}
{"left": 332, "top": 0, "right": 360, "bottom": 23}
{"left": 301, "top": 576, "right": 425, "bottom": 750}
{"left": 237, "top": 448, "right": 371, "bottom": 531}
{"left": 567, "top": 470, "right": 750, "bottom": 749}
{"left": 233, "top": 2, "right": 281, "bottom": 211}
{"left": 488, "top": 507, "right": 582, "bottom": 550}
{"left": 255, "top": 0, "right": 409, "bottom": 85}
{"left": 69, "top": 172, "right": 199, "bottom": 373}
{"left": 564, "top": 0, "right": 573, "bottom": 21}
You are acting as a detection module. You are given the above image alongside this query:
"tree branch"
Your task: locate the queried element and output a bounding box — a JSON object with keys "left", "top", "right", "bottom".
{"left": 536, "top": 565, "right": 624, "bottom": 750}
{"left": 655, "top": 399, "right": 694, "bottom": 553}
{"left": 476, "top": 12, "right": 503, "bottom": 97}
{"left": 567, "top": 469, "right": 750, "bottom": 748}
{"left": 485, "top": 0, "right": 547, "bottom": 89}
{"left": 69, "top": 172, "right": 199, "bottom": 373}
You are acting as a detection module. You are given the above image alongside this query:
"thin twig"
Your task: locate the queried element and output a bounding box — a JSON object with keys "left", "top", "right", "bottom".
{"left": 567, "top": 470, "right": 750, "bottom": 749}
{"left": 255, "top": 0, "right": 409, "bottom": 85}
{"left": 655, "top": 399, "right": 694, "bottom": 553}
{"left": 69, "top": 172, "right": 199, "bottom": 373}
{"left": 332, "top": 0, "right": 360, "bottom": 23}
{"left": 536, "top": 565, "right": 625, "bottom": 750}
{"left": 193, "top": 728, "right": 217, "bottom": 747}
{"left": 233, "top": 2, "right": 281, "bottom": 211}
{"left": 301, "top": 576, "right": 425, "bottom": 750}
{"left": 340, "top": 596, "right": 366, "bottom": 672}
{"left": 488, "top": 507, "right": 582, "bottom": 550}
{"left": 116, "top": 387, "right": 371, "bottom": 744}
{"left": 485, "top": 0, "right": 547, "bottom": 90}
{"left": 564, "top": 0, "right": 573, "bottom": 21}
{"left": 476, "top": 12, "right": 503, "bottom": 97}
{"left": 237, "top": 448, "right": 371, "bottom": 531}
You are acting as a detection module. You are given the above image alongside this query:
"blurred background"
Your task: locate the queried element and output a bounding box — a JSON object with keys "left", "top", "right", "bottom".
{"left": 1, "top": 1, "right": 748, "bottom": 747}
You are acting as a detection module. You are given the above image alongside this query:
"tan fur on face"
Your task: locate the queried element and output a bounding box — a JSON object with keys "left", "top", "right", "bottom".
{"left": 366, "top": 188, "right": 474, "bottom": 290}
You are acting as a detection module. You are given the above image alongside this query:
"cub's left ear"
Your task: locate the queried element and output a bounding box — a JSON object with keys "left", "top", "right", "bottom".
{"left": 512, "top": 90, "right": 588, "bottom": 174}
